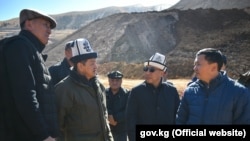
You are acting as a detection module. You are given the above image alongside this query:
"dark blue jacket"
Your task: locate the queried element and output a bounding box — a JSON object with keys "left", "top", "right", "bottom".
{"left": 105, "top": 87, "right": 129, "bottom": 134}
{"left": 176, "top": 71, "right": 250, "bottom": 124}
{"left": 49, "top": 58, "right": 71, "bottom": 86}
{"left": 126, "top": 81, "right": 180, "bottom": 141}
{"left": 1, "top": 30, "right": 59, "bottom": 141}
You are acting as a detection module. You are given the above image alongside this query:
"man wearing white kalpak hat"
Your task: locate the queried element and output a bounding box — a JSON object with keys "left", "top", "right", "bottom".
{"left": 55, "top": 38, "right": 114, "bottom": 141}
{"left": 126, "top": 52, "right": 180, "bottom": 141}
{"left": 0, "top": 9, "right": 58, "bottom": 141}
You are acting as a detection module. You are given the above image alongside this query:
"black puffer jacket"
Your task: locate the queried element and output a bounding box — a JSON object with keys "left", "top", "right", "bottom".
{"left": 2, "top": 30, "right": 59, "bottom": 141}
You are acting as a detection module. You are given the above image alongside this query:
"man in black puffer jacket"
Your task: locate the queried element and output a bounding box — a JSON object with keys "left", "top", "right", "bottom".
{"left": 1, "top": 9, "right": 59, "bottom": 141}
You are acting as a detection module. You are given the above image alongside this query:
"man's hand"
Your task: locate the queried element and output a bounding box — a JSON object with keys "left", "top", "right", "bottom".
{"left": 108, "top": 115, "right": 117, "bottom": 126}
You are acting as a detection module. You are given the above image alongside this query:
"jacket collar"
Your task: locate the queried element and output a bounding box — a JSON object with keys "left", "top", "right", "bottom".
{"left": 19, "top": 30, "right": 46, "bottom": 53}
{"left": 62, "top": 58, "right": 72, "bottom": 69}
{"left": 199, "top": 71, "right": 227, "bottom": 89}
{"left": 70, "top": 69, "right": 97, "bottom": 86}
{"left": 144, "top": 81, "right": 163, "bottom": 90}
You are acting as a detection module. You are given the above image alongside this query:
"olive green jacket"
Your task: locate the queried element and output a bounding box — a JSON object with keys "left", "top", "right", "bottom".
{"left": 55, "top": 70, "right": 113, "bottom": 141}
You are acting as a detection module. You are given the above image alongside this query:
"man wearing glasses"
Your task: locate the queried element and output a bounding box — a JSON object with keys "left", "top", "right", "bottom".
{"left": 126, "top": 52, "right": 180, "bottom": 141}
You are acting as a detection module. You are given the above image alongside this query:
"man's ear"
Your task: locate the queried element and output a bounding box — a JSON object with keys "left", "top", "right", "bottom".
{"left": 25, "top": 19, "right": 34, "bottom": 30}
{"left": 211, "top": 63, "right": 218, "bottom": 72}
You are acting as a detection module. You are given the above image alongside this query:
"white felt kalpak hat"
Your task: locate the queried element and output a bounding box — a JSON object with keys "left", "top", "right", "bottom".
{"left": 144, "top": 52, "right": 167, "bottom": 72}
{"left": 70, "top": 38, "right": 97, "bottom": 63}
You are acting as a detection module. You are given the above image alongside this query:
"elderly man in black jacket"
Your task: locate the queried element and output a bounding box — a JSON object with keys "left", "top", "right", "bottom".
{"left": 106, "top": 70, "right": 129, "bottom": 141}
{"left": 0, "top": 9, "right": 58, "bottom": 141}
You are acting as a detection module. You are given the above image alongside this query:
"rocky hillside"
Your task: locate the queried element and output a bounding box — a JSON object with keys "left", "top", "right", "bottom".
{"left": 171, "top": 0, "right": 250, "bottom": 10}
{"left": 45, "top": 11, "right": 178, "bottom": 63}
{"left": 0, "top": 5, "right": 168, "bottom": 38}
{"left": 1, "top": 0, "right": 250, "bottom": 79}
{"left": 45, "top": 8, "right": 250, "bottom": 79}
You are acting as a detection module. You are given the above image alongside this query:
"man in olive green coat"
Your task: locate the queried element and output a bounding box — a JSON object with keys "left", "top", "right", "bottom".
{"left": 55, "top": 38, "right": 113, "bottom": 141}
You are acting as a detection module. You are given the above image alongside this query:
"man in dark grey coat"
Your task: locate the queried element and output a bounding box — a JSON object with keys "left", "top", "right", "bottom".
{"left": 0, "top": 9, "right": 59, "bottom": 141}
{"left": 126, "top": 52, "right": 180, "bottom": 141}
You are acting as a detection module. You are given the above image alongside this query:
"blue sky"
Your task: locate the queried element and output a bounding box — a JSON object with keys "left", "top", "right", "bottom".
{"left": 0, "top": 0, "right": 180, "bottom": 21}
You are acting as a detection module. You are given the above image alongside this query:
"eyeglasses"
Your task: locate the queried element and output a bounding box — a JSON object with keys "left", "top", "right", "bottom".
{"left": 143, "top": 66, "right": 157, "bottom": 73}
